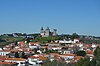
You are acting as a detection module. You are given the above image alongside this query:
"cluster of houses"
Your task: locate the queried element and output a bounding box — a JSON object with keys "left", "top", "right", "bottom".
{"left": 0, "top": 38, "right": 98, "bottom": 66}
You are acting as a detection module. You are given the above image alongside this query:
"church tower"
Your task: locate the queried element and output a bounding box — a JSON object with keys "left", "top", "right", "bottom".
{"left": 40, "top": 27, "right": 45, "bottom": 37}
{"left": 40, "top": 27, "right": 57, "bottom": 37}
{"left": 53, "top": 29, "right": 57, "bottom": 36}
{"left": 45, "top": 27, "right": 50, "bottom": 37}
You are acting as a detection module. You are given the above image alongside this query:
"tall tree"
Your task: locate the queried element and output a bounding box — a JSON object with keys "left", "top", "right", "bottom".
{"left": 71, "top": 33, "right": 79, "bottom": 39}
{"left": 93, "top": 46, "right": 100, "bottom": 66}
{"left": 75, "top": 58, "right": 91, "bottom": 66}
{"left": 76, "top": 50, "right": 86, "bottom": 57}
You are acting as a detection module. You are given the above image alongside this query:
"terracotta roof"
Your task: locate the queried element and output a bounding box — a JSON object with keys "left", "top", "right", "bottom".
{"left": 35, "top": 42, "right": 41, "bottom": 44}
{"left": 5, "top": 46, "right": 12, "bottom": 48}
{"left": 18, "top": 42, "right": 25, "bottom": 45}
{"left": 29, "top": 56, "right": 39, "bottom": 59}
{"left": 0, "top": 56, "right": 8, "bottom": 60}
{"left": 84, "top": 44, "right": 92, "bottom": 47}
{"left": 86, "top": 50, "right": 93, "bottom": 54}
{"left": 29, "top": 56, "right": 47, "bottom": 60}
{"left": 39, "top": 57, "right": 47, "bottom": 60}
{"left": 50, "top": 53, "right": 59, "bottom": 55}
{"left": 5, "top": 58, "right": 26, "bottom": 61}
{"left": 60, "top": 54, "right": 75, "bottom": 56}
{"left": 0, "top": 62, "right": 16, "bottom": 64}
{"left": 42, "top": 46, "right": 48, "bottom": 48}
{"left": 74, "top": 56, "right": 83, "bottom": 60}
{"left": 10, "top": 49, "right": 22, "bottom": 52}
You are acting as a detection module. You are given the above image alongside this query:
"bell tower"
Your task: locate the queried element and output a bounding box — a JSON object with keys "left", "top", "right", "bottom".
{"left": 40, "top": 27, "right": 45, "bottom": 37}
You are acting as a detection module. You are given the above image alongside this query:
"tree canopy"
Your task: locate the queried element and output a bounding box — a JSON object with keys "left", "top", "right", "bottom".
{"left": 75, "top": 58, "right": 91, "bottom": 66}
{"left": 76, "top": 50, "right": 86, "bottom": 57}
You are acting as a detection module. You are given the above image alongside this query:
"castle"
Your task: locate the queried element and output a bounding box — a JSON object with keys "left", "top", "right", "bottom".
{"left": 40, "top": 27, "right": 57, "bottom": 37}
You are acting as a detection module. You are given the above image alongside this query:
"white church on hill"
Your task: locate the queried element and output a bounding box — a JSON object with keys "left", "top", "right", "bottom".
{"left": 40, "top": 27, "right": 57, "bottom": 37}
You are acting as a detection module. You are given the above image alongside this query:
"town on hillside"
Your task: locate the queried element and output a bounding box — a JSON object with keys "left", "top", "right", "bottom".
{"left": 0, "top": 27, "right": 100, "bottom": 66}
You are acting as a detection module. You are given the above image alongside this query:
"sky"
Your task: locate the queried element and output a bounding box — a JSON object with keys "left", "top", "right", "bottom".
{"left": 0, "top": 0, "right": 100, "bottom": 36}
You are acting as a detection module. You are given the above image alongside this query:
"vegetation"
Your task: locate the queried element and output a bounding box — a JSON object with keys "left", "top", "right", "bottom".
{"left": 32, "top": 36, "right": 63, "bottom": 43}
{"left": 71, "top": 33, "right": 79, "bottom": 40}
{"left": 75, "top": 46, "right": 100, "bottom": 66}
{"left": 80, "top": 36, "right": 100, "bottom": 44}
{"left": 93, "top": 46, "right": 100, "bottom": 66}
{"left": 0, "top": 64, "right": 16, "bottom": 66}
{"left": 75, "top": 58, "right": 91, "bottom": 66}
{"left": 0, "top": 35, "right": 24, "bottom": 48}
{"left": 42, "top": 60, "right": 72, "bottom": 66}
{"left": 76, "top": 50, "right": 86, "bottom": 57}
{"left": 45, "top": 50, "right": 60, "bottom": 54}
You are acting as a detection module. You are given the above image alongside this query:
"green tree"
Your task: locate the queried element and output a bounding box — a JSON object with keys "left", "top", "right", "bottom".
{"left": 75, "top": 58, "right": 91, "bottom": 66}
{"left": 94, "top": 46, "right": 100, "bottom": 57}
{"left": 90, "top": 58, "right": 96, "bottom": 66}
{"left": 32, "top": 36, "right": 62, "bottom": 44}
{"left": 42, "top": 60, "right": 69, "bottom": 66}
{"left": 93, "top": 46, "right": 100, "bottom": 66}
{"left": 76, "top": 50, "right": 86, "bottom": 57}
{"left": 71, "top": 33, "right": 79, "bottom": 39}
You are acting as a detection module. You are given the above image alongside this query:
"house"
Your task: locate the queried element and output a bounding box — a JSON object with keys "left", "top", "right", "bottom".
{"left": 92, "top": 44, "right": 97, "bottom": 48}
{"left": 29, "top": 42, "right": 40, "bottom": 49}
{"left": 48, "top": 43, "right": 60, "bottom": 47}
{"left": 40, "top": 27, "right": 57, "bottom": 37}
{"left": 74, "top": 56, "right": 83, "bottom": 62}
{"left": 4, "top": 58, "right": 27, "bottom": 63}
{"left": 76, "top": 43, "right": 83, "bottom": 47}
{"left": 0, "top": 62, "right": 16, "bottom": 65}
{"left": 59, "top": 54, "right": 75, "bottom": 63}
{"left": 57, "top": 39, "right": 73, "bottom": 44}
{"left": 0, "top": 50, "right": 10, "bottom": 56}
{"left": 86, "top": 50, "right": 94, "bottom": 56}
{"left": 3, "top": 45, "right": 12, "bottom": 50}
{"left": 28, "top": 54, "right": 47, "bottom": 65}
{"left": 55, "top": 39, "right": 79, "bottom": 44}
{"left": 60, "top": 54, "right": 75, "bottom": 60}
{"left": 0, "top": 48, "right": 2, "bottom": 51}
{"left": 18, "top": 41, "right": 25, "bottom": 47}
{"left": 0, "top": 56, "right": 8, "bottom": 61}
{"left": 51, "top": 46, "right": 62, "bottom": 50}
{"left": 63, "top": 50, "right": 71, "bottom": 54}
{"left": 73, "top": 39, "right": 80, "bottom": 43}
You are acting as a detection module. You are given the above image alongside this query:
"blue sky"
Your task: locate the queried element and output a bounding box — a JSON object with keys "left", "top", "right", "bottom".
{"left": 0, "top": 0, "right": 100, "bottom": 36}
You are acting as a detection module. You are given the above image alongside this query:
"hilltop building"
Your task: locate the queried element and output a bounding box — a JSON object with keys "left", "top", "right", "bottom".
{"left": 40, "top": 27, "right": 57, "bottom": 37}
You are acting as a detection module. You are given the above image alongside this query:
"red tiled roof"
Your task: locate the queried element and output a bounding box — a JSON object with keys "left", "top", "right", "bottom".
{"left": 18, "top": 42, "right": 25, "bottom": 45}
{"left": 86, "top": 50, "right": 93, "bottom": 54}
{"left": 74, "top": 56, "right": 83, "bottom": 60}
{"left": 60, "top": 54, "right": 75, "bottom": 56}
{"left": 0, "top": 62, "right": 16, "bottom": 64}
{"left": 84, "top": 44, "right": 92, "bottom": 47}
{"left": 5, "top": 58, "right": 26, "bottom": 61}
{"left": 29, "top": 56, "right": 39, "bottom": 59}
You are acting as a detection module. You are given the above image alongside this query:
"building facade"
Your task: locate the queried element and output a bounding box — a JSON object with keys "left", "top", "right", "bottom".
{"left": 40, "top": 27, "right": 57, "bottom": 37}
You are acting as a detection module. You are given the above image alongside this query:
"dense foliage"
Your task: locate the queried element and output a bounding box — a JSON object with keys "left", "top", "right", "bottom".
{"left": 32, "top": 36, "right": 63, "bottom": 43}
{"left": 75, "top": 46, "right": 100, "bottom": 66}
{"left": 75, "top": 58, "right": 91, "bottom": 66}
{"left": 42, "top": 60, "right": 73, "bottom": 66}
{"left": 93, "top": 46, "right": 100, "bottom": 66}
{"left": 76, "top": 50, "right": 86, "bottom": 57}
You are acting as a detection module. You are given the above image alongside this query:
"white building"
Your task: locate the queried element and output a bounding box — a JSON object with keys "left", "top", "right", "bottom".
{"left": 0, "top": 50, "right": 10, "bottom": 56}
{"left": 40, "top": 27, "right": 57, "bottom": 37}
